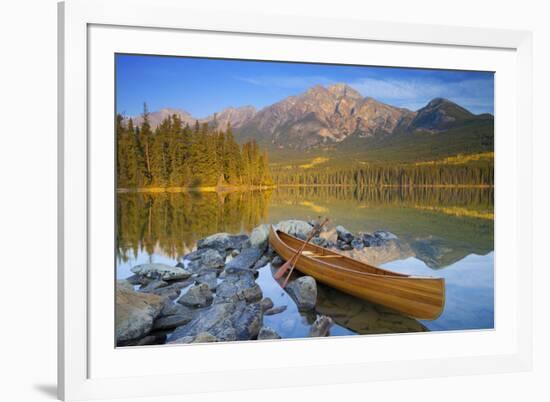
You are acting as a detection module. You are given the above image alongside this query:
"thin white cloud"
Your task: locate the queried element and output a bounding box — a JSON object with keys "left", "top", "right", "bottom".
{"left": 350, "top": 77, "right": 494, "bottom": 113}
{"left": 236, "top": 74, "right": 493, "bottom": 114}
{"left": 236, "top": 75, "right": 334, "bottom": 89}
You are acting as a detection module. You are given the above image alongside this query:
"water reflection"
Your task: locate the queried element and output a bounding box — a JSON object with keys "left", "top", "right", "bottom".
{"left": 116, "top": 186, "right": 494, "bottom": 333}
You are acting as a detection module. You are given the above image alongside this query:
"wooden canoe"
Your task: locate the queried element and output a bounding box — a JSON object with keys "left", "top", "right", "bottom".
{"left": 269, "top": 226, "right": 445, "bottom": 320}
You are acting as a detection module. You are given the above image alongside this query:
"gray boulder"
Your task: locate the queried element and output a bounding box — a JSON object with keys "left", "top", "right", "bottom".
{"left": 153, "top": 313, "right": 194, "bottom": 330}
{"left": 148, "top": 279, "right": 193, "bottom": 300}
{"left": 169, "top": 300, "right": 262, "bottom": 342}
{"left": 250, "top": 224, "right": 270, "bottom": 251}
{"left": 258, "top": 326, "right": 281, "bottom": 340}
{"left": 276, "top": 220, "right": 313, "bottom": 238}
{"left": 193, "top": 332, "right": 218, "bottom": 343}
{"left": 216, "top": 271, "right": 263, "bottom": 303}
{"left": 178, "top": 283, "right": 213, "bottom": 308}
{"left": 224, "top": 247, "right": 262, "bottom": 274}
{"left": 116, "top": 279, "right": 135, "bottom": 292}
{"left": 253, "top": 255, "right": 271, "bottom": 270}
{"left": 183, "top": 248, "right": 209, "bottom": 261}
{"left": 309, "top": 315, "right": 333, "bottom": 337}
{"left": 231, "top": 302, "right": 263, "bottom": 340}
{"left": 196, "top": 270, "right": 218, "bottom": 290}
{"left": 311, "top": 236, "right": 327, "bottom": 247}
{"left": 139, "top": 279, "right": 169, "bottom": 293}
{"left": 286, "top": 276, "right": 317, "bottom": 311}
{"left": 125, "top": 274, "right": 150, "bottom": 286}
{"left": 160, "top": 300, "right": 195, "bottom": 317}
{"left": 131, "top": 263, "right": 191, "bottom": 281}
{"left": 116, "top": 287, "right": 164, "bottom": 343}
{"left": 336, "top": 225, "right": 354, "bottom": 244}
{"left": 337, "top": 240, "right": 353, "bottom": 251}
{"left": 200, "top": 249, "right": 225, "bottom": 270}
{"left": 197, "top": 233, "right": 249, "bottom": 253}
{"left": 351, "top": 238, "right": 365, "bottom": 250}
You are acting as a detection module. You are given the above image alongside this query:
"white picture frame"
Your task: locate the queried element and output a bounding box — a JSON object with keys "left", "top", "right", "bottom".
{"left": 58, "top": 0, "right": 533, "bottom": 400}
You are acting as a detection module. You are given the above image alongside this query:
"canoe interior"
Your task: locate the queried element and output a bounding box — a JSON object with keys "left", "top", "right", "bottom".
{"left": 269, "top": 226, "right": 445, "bottom": 320}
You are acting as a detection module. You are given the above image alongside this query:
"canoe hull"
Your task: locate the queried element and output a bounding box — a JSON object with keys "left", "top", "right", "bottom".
{"left": 269, "top": 227, "right": 445, "bottom": 320}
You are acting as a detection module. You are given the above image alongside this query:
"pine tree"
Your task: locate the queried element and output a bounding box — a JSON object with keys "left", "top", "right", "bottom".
{"left": 136, "top": 103, "right": 154, "bottom": 186}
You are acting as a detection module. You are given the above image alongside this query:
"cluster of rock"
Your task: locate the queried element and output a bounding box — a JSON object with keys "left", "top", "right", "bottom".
{"left": 115, "top": 219, "right": 402, "bottom": 346}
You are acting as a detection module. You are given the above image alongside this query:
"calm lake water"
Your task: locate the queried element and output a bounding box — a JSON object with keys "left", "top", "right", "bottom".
{"left": 116, "top": 186, "right": 494, "bottom": 336}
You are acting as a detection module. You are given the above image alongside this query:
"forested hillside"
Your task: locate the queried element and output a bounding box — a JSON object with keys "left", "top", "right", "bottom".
{"left": 116, "top": 104, "right": 273, "bottom": 189}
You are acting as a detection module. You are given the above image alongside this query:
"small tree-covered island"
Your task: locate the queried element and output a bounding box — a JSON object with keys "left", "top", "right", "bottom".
{"left": 115, "top": 55, "right": 494, "bottom": 347}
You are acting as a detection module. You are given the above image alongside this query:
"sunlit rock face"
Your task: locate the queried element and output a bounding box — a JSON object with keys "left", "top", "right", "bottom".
{"left": 238, "top": 83, "right": 416, "bottom": 149}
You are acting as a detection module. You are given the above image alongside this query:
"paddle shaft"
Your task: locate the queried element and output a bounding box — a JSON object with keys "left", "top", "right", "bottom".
{"left": 274, "top": 218, "right": 329, "bottom": 283}
{"left": 273, "top": 229, "right": 317, "bottom": 279}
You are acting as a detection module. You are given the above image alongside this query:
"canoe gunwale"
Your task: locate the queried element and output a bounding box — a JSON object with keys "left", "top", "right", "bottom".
{"left": 272, "top": 227, "right": 435, "bottom": 281}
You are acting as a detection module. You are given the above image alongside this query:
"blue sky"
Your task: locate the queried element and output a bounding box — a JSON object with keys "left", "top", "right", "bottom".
{"left": 116, "top": 54, "right": 494, "bottom": 117}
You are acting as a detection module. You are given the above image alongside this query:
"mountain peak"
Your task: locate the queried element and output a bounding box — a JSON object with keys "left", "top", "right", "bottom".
{"left": 410, "top": 97, "right": 476, "bottom": 132}
{"left": 426, "top": 97, "right": 455, "bottom": 108}
{"left": 327, "top": 83, "right": 362, "bottom": 99}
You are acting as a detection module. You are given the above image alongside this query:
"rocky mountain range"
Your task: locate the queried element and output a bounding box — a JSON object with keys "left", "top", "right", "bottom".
{"left": 126, "top": 83, "right": 493, "bottom": 152}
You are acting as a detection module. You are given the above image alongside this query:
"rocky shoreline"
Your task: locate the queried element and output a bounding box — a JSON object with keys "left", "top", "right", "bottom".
{"left": 116, "top": 220, "right": 421, "bottom": 346}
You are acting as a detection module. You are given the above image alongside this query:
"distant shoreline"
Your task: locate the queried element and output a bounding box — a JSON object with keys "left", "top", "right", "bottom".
{"left": 117, "top": 183, "right": 493, "bottom": 193}
{"left": 116, "top": 185, "right": 276, "bottom": 193}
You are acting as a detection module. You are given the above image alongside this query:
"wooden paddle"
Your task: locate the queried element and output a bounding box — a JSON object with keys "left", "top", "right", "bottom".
{"left": 273, "top": 218, "right": 329, "bottom": 283}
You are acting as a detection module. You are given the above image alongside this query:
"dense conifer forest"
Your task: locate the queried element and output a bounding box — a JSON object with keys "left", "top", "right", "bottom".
{"left": 117, "top": 104, "right": 493, "bottom": 190}
{"left": 271, "top": 161, "right": 493, "bottom": 187}
{"left": 116, "top": 104, "right": 273, "bottom": 189}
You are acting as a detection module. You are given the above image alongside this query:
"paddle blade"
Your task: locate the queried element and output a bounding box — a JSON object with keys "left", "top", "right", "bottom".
{"left": 273, "top": 258, "right": 293, "bottom": 279}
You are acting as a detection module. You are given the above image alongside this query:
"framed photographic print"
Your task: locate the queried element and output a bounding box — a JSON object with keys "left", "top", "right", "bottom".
{"left": 58, "top": 0, "right": 533, "bottom": 400}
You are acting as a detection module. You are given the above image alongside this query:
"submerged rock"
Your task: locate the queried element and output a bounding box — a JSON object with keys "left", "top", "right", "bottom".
{"left": 374, "top": 230, "right": 398, "bottom": 240}
{"left": 264, "top": 305, "right": 287, "bottom": 316}
{"left": 309, "top": 315, "right": 333, "bottom": 337}
{"left": 260, "top": 297, "right": 274, "bottom": 312}
{"left": 276, "top": 220, "right": 313, "bottom": 238}
{"left": 286, "top": 276, "right": 317, "bottom": 311}
{"left": 131, "top": 263, "right": 191, "bottom": 281}
{"left": 258, "top": 326, "right": 281, "bottom": 340}
{"left": 178, "top": 283, "right": 213, "bottom": 308}
{"left": 116, "top": 287, "right": 164, "bottom": 343}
